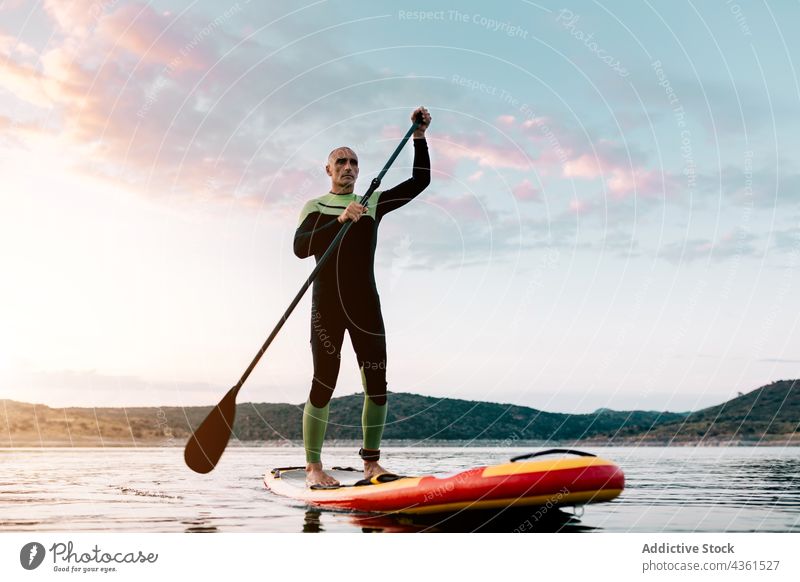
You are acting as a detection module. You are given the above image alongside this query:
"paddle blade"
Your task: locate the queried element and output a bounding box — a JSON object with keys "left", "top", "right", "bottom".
{"left": 184, "top": 386, "right": 239, "bottom": 474}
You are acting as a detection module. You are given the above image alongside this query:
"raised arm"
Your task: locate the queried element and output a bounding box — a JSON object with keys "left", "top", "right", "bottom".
{"left": 374, "top": 138, "right": 431, "bottom": 220}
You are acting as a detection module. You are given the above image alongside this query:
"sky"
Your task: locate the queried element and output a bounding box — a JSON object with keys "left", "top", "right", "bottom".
{"left": 0, "top": 0, "right": 798, "bottom": 413}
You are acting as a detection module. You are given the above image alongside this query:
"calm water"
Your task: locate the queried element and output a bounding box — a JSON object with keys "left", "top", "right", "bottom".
{"left": 1, "top": 446, "right": 798, "bottom": 533}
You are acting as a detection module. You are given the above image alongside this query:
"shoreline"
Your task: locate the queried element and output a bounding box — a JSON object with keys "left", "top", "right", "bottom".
{"left": 3, "top": 437, "right": 800, "bottom": 449}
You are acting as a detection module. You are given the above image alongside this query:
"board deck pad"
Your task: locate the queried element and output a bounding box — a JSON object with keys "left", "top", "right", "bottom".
{"left": 279, "top": 466, "right": 388, "bottom": 489}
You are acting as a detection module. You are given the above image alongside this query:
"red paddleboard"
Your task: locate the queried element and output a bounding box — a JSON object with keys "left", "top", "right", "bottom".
{"left": 264, "top": 449, "right": 624, "bottom": 515}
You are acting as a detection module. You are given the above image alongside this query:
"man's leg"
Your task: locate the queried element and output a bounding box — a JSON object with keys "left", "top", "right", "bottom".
{"left": 304, "top": 304, "right": 345, "bottom": 487}
{"left": 348, "top": 307, "right": 391, "bottom": 479}
{"left": 359, "top": 364, "right": 387, "bottom": 454}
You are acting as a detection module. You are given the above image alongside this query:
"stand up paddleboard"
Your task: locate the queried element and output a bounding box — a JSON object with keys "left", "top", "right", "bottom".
{"left": 265, "top": 449, "right": 624, "bottom": 515}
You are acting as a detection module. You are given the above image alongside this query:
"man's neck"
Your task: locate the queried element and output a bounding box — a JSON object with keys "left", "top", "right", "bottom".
{"left": 329, "top": 187, "right": 354, "bottom": 195}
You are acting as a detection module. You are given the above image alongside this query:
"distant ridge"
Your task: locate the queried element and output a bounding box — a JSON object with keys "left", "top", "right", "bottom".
{"left": 600, "top": 379, "right": 800, "bottom": 444}
{"left": 1, "top": 379, "right": 797, "bottom": 447}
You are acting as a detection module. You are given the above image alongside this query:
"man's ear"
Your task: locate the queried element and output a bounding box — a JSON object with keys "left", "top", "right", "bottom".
{"left": 325, "top": 163, "right": 332, "bottom": 177}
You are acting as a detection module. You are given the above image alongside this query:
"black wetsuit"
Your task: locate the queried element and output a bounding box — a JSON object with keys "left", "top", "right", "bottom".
{"left": 293, "top": 138, "right": 431, "bottom": 409}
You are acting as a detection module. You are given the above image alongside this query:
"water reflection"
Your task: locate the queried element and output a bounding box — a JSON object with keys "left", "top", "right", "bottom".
{"left": 625, "top": 453, "right": 800, "bottom": 510}
{"left": 183, "top": 513, "right": 219, "bottom": 533}
{"left": 303, "top": 506, "right": 598, "bottom": 533}
{"left": 303, "top": 510, "right": 324, "bottom": 533}
{"left": 184, "top": 524, "right": 219, "bottom": 533}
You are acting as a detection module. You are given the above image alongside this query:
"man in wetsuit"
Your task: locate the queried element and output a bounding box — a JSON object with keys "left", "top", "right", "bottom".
{"left": 293, "top": 107, "right": 431, "bottom": 487}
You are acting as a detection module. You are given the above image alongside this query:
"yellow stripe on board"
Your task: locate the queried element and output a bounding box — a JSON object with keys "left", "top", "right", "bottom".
{"left": 481, "top": 457, "right": 615, "bottom": 478}
{"left": 401, "top": 489, "right": 623, "bottom": 515}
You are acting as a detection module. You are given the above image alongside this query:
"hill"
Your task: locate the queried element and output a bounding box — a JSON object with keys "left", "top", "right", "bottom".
{"left": 1, "top": 379, "right": 796, "bottom": 446}
{"left": 0, "top": 392, "right": 683, "bottom": 447}
{"left": 592, "top": 379, "right": 799, "bottom": 444}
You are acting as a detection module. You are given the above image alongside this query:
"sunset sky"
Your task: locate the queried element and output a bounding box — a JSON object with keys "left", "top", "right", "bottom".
{"left": 1, "top": 0, "right": 798, "bottom": 413}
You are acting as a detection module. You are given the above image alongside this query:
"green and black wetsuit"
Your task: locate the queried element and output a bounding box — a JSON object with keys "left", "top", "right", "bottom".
{"left": 293, "top": 138, "right": 430, "bottom": 463}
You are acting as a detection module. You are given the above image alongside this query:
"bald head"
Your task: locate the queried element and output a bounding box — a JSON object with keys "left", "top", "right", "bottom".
{"left": 326, "top": 146, "right": 359, "bottom": 193}
{"left": 327, "top": 146, "right": 358, "bottom": 165}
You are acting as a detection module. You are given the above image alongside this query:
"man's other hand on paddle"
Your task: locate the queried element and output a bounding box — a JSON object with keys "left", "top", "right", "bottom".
{"left": 337, "top": 202, "right": 367, "bottom": 224}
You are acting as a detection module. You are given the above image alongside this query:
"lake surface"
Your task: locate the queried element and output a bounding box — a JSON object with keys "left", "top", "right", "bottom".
{"left": 1, "top": 446, "right": 798, "bottom": 533}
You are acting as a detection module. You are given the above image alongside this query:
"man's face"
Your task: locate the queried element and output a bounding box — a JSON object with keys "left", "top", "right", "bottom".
{"left": 326, "top": 147, "right": 359, "bottom": 190}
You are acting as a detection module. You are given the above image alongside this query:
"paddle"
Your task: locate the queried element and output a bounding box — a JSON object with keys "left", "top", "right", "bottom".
{"left": 184, "top": 112, "right": 425, "bottom": 473}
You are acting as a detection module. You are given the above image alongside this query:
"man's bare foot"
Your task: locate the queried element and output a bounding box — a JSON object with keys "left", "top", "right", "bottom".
{"left": 305, "top": 462, "right": 340, "bottom": 488}
{"left": 363, "top": 460, "right": 392, "bottom": 480}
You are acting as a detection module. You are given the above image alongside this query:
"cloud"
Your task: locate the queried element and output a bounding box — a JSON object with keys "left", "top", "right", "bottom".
{"left": 512, "top": 179, "right": 539, "bottom": 201}
{"left": 0, "top": 32, "right": 37, "bottom": 60}
{"left": 568, "top": 197, "right": 597, "bottom": 214}
{"left": 0, "top": 57, "right": 53, "bottom": 107}
{"left": 606, "top": 166, "right": 661, "bottom": 199}
{"left": 769, "top": 227, "right": 800, "bottom": 252}
{"left": 496, "top": 114, "right": 515, "bottom": 126}
{"left": 509, "top": 115, "right": 669, "bottom": 202}
{"left": 373, "top": 190, "right": 529, "bottom": 270}
{"left": 562, "top": 153, "right": 601, "bottom": 179}
{"left": 2, "top": 367, "right": 223, "bottom": 407}
{"left": 2, "top": 2, "right": 430, "bottom": 212}
{"left": 97, "top": 3, "right": 218, "bottom": 70}
{"left": 434, "top": 132, "right": 533, "bottom": 172}
{"left": 613, "top": 64, "right": 797, "bottom": 138}
{"left": 658, "top": 228, "right": 761, "bottom": 263}
{"left": 43, "top": 0, "right": 103, "bottom": 38}
{"left": 562, "top": 144, "right": 664, "bottom": 201}
{"left": 427, "top": 192, "right": 489, "bottom": 222}
{"left": 697, "top": 162, "right": 800, "bottom": 207}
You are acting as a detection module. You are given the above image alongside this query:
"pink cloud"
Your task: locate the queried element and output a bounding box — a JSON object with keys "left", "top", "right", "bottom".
{"left": 0, "top": 56, "right": 53, "bottom": 106}
{"left": 99, "top": 4, "right": 213, "bottom": 71}
{"left": 272, "top": 168, "right": 327, "bottom": 200}
{"left": 4, "top": 2, "right": 407, "bottom": 219}
{"left": 0, "top": 114, "right": 53, "bottom": 144}
{"left": 512, "top": 179, "right": 539, "bottom": 202}
{"left": 380, "top": 124, "right": 403, "bottom": 138}
{"left": 43, "top": 0, "right": 211, "bottom": 71}
{"left": 432, "top": 152, "right": 459, "bottom": 180}
{"left": 0, "top": 33, "right": 37, "bottom": 60}
{"left": 607, "top": 167, "right": 661, "bottom": 199}
{"left": 379, "top": 125, "right": 460, "bottom": 179}
{"left": 520, "top": 115, "right": 570, "bottom": 143}
{"left": 43, "top": 0, "right": 102, "bottom": 38}
{"left": 522, "top": 117, "right": 548, "bottom": 130}
{"left": 517, "top": 117, "right": 665, "bottom": 198}
{"left": 1, "top": 1, "right": 261, "bottom": 205}
{"left": 569, "top": 198, "right": 592, "bottom": 214}
{"left": 434, "top": 132, "right": 532, "bottom": 172}
{"left": 513, "top": 115, "right": 578, "bottom": 176}
{"left": 562, "top": 149, "right": 663, "bottom": 200}
{"left": 8, "top": 2, "right": 669, "bottom": 223}
{"left": 563, "top": 153, "right": 601, "bottom": 179}
{"left": 427, "top": 193, "right": 486, "bottom": 221}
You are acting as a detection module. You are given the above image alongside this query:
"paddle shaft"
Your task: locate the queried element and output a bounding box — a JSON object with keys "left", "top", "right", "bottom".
{"left": 232, "top": 117, "right": 423, "bottom": 395}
